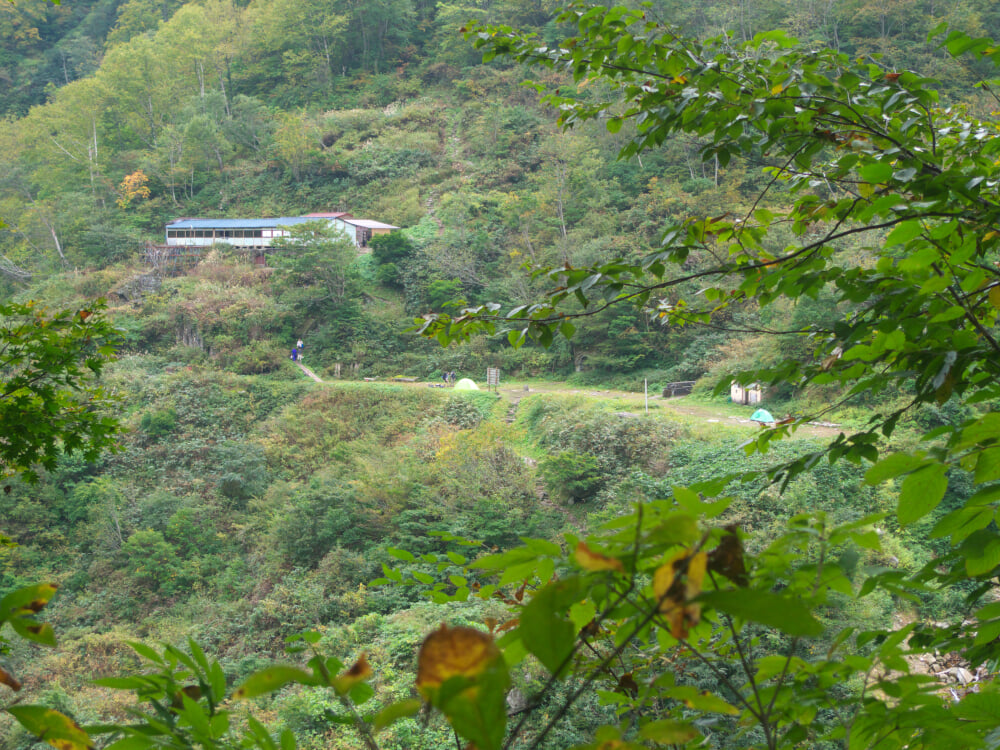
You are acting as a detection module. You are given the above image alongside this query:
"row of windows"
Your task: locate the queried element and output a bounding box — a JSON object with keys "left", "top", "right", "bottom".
{"left": 166, "top": 229, "right": 291, "bottom": 239}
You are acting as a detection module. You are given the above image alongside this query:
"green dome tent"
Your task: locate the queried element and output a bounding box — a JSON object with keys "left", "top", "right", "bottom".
{"left": 750, "top": 408, "right": 775, "bottom": 424}
{"left": 454, "top": 378, "right": 479, "bottom": 391}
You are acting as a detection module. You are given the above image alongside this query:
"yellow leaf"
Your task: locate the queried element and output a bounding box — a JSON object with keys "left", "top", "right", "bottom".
{"left": 652, "top": 550, "right": 707, "bottom": 638}
{"left": 575, "top": 542, "right": 625, "bottom": 573}
{"left": 7, "top": 707, "right": 93, "bottom": 750}
{"left": 989, "top": 285, "right": 1000, "bottom": 310}
{"left": 333, "top": 653, "right": 373, "bottom": 695}
{"left": 771, "top": 84, "right": 783, "bottom": 95}
{"left": 687, "top": 552, "right": 707, "bottom": 591}
{"left": 416, "top": 625, "right": 500, "bottom": 694}
{"left": 653, "top": 552, "right": 679, "bottom": 598}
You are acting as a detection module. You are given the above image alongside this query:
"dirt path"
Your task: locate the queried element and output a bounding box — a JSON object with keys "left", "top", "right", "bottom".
{"left": 307, "top": 374, "right": 845, "bottom": 440}
{"left": 491, "top": 382, "right": 845, "bottom": 440}
{"left": 294, "top": 361, "right": 323, "bottom": 383}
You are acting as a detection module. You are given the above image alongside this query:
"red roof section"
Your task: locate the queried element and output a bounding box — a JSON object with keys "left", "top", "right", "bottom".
{"left": 303, "top": 212, "right": 352, "bottom": 218}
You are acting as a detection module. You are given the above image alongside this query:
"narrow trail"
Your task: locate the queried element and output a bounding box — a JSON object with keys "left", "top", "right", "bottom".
{"left": 294, "top": 361, "right": 323, "bottom": 383}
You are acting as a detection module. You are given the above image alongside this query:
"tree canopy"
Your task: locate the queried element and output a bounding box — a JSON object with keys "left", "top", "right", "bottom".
{"left": 0, "top": 301, "right": 120, "bottom": 483}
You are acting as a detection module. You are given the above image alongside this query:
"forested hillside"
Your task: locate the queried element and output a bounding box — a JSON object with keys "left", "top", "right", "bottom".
{"left": 4, "top": 1, "right": 1000, "bottom": 749}
{"left": 2, "top": 0, "right": 1000, "bottom": 383}
{"left": 1, "top": 347, "right": 918, "bottom": 749}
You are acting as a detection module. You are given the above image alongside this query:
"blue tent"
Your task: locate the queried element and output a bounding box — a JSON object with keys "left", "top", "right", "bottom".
{"left": 750, "top": 409, "right": 775, "bottom": 423}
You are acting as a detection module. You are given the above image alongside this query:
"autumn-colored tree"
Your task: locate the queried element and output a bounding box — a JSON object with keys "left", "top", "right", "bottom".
{"left": 115, "top": 169, "right": 151, "bottom": 209}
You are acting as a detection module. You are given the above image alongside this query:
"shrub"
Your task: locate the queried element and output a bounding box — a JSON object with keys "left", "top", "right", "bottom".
{"left": 226, "top": 340, "right": 287, "bottom": 375}
{"left": 214, "top": 442, "right": 270, "bottom": 505}
{"left": 426, "top": 279, "right": 464, "bottom": 311}
{"left": 139, "top": 408, "right": 177, "bottom": 439}
{"left": 539, "top": 451, "right": 604, "bottom": 503}
{"left": 442, "top": 393, "right": 497, "bottom": 429}
{"left": 121, "top": 529, "right": 188, "bottom": 594}
{"left": 376, "top": 261, "right": 402, "bottom": 288}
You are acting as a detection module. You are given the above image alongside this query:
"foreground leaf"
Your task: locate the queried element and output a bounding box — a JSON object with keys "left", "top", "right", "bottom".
{"left": 8, "top": 706, "right": 93, "bottom": 750}
{"left": 233, "top": 666, "right": 316, "bottom": 699}
{"left": 698, "top": 590, "right": 824, "bottom": 637}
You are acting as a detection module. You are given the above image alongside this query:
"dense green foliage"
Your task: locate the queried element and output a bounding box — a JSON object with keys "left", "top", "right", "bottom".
{"left": 5, "top": 1, "right": 1000, "bottom": 749}
{"left": 1, "top": 352, "right": 914, "bottom": 749}
{"left": 0, "top": 301, "right": 120, "bottom": 482}
{"left": 3, "top": 0, "right": 1000, "bottom": 390}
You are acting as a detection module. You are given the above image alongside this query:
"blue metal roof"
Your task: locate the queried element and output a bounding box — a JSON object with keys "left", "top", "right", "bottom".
{"left": 166, "top": 217, "right": 326, "bottom": 229}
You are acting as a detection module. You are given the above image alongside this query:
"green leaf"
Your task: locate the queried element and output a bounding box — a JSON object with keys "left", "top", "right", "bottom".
{"left": 974, "top": 601, "right": 1000, "bottom": 621}
{"left": 427, "top": 657, "right": 509, "bottom": 750}
{"left": 682, "top": 691, "right": 740, "bottom": 715}
{"left": 698, "top": 590, "right": 823, "bottom": 636}
{"left": 967, "top": 485, "right": 1000, "bottom": 506}
{"left": 953, "top": 690, "right": 1000, "bottom": 721}
{"left": 663, "top": 685, "right": 740, "bottom": 714}
{"left": 864, "top": 453, "right": 925, "bottom": 485}
{"left": 8, "top": 617, "right": 56, "bottom": 647}
{"left": 386, "top": 547, "right": 416, "bottom": 562}
{"left": 640, "top": 719, "right": 701, "bottom": 743}
{"left": 643, "top": 514, "right": 700, "bottom": 546}
{"left": 209, "top": 661, "right": 226, "bottom": 703}
{"left": 897, "top": 463, "right": 948, "bottom": 525}
{"left": 209, "top": 713, "right": 230, "bottom": 739}
{"left": 348, "top": 681, "right": 375, "bottom": 705}
{"left": 930, "top": 507, "right": 994, "bottom": 543}
{"left": 959, "top": 413, "right": 1000, "bottom": 450}
{"left": 519, "top": 578, "right": 581, "bottom": 675}
{"left": 859, "top": 162, "right": 893, "bottom": 183}
{"left": 0, "top": 583, "right": 58, "bottom": 619}
{"left": 233, "top": 666, "right": 316, "bottom": 699}
{"left": 178, "top": 694, "right": 211, "bottom": 737}
{"left": 961, "top": 532, "right": 1000, "bottom": 576}
{"left": 8, "top": 706, "right": 93, "bottom": 750}
{"left": 126, "top": 641, "right": 165, "bottom": 664}
{"left": 102, "top": 738, "right": 156, "bottom": 750}
{"left": 372, "top": 699, "right": 421, "bottom": 731}
{"left": 974, "top": 447, "right": 1000, "bottom": 484}
{"left": 671, "top": 485, "right": 702, "bottom": 512}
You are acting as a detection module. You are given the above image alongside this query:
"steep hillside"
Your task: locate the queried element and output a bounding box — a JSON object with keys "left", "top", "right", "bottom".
{"left": 2, "top": 331, "right": 927, "bottom": 748}
{"left": 3, "top": 0, "right": 1000, "bottom": 390}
